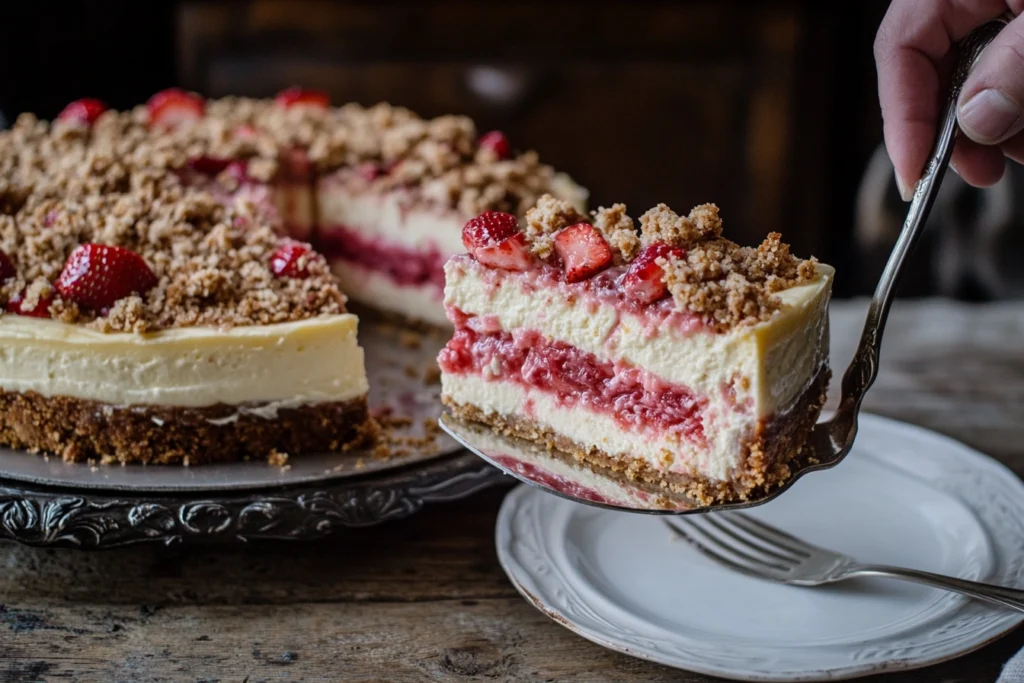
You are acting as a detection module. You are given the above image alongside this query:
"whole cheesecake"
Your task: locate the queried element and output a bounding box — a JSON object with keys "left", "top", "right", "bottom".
{"left": 0, "top": 88, "right": 582, "bottom": 464}
{"left": 438, "top": 195, "right": 832, "bottom": 505}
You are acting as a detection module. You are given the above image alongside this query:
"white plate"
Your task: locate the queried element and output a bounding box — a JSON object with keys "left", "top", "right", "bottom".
{"left": 496, "top": 414, "right": 1024, "bottom": 681}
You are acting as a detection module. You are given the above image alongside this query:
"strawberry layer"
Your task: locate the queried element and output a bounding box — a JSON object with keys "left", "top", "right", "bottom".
{"left": 438, "top": 325, "right": 707, "bottom": 442}
{"left": 318, "top": 224, "right": 446, "bottom": 290}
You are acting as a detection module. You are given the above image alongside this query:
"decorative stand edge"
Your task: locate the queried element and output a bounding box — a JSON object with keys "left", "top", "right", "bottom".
{"left": 0, "top": 453, "right": 509, "bottom": 549}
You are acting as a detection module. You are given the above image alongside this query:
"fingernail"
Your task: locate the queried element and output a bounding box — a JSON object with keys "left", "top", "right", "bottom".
{"left": 895, "top": 172, "right": 913, "bottom": 202}
{"left": 959, "top": 88, "right": 1021, "bottom": 143}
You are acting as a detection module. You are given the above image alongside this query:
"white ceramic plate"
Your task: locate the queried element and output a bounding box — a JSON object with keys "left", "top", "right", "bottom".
{"left": 496, "top": 414, "right": 1024, "bottom": 681}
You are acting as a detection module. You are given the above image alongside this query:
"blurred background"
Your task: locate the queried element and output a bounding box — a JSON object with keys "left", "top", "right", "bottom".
{"left": 4, "top": 0, "right": 1023, "bottom": 301}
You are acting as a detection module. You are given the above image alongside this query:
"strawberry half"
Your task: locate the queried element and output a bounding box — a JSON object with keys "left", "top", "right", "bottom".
{"left": 620, "top": 242, "right": 684, "bottom": 304}
{"left": 462, "top": 211, "right": 520, "bottom": 251}
{"left": 147, "top": 88, "right": 205, "bottom": 128}
{"left": 478, "top": 131, "right": 511, "bottom": 160}
{"left": 553, "top": 223, "right": 613, "bottom": 283}
{"left": 461, "top": 211, "right": 535, "bottom": 271}
{"left": 275, "top": 87, "right": 330, "bottom": 109}
{"left": 0, "top": 250, "right": 14, "bottom": 282}
{"left": 57, "top": 98, "right": 108, "bottom": 126}
{"left": 270, "top": 240, "right": 316, "bottom": 278}
{"left": 6, "top": 290, "right": 53, "bottom": 318}
{"left": 474, "top": 232, "right": 534, "bottom": 272}
{"left": 56, "top": 244, "right": 158, "bottom": 310}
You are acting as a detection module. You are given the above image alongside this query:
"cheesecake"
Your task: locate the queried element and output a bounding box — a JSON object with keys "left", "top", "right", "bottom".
{"left": 0, "top": 87, "right": 582, "bottom": 465}
{"left": 438, "top": 196, "right": 832, "bottom": 505}
{"left": 0, "top": 96, "right": 372, "bottom": 464}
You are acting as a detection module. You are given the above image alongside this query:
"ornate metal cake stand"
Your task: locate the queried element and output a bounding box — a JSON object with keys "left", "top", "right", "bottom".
{"left": 0, "top": 452, "right": 507, "bottom": 548}
{"left": 0, "top": 318, "right": 508, "bottom": 549}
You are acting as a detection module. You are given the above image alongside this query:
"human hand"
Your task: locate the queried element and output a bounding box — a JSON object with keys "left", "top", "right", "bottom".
{"left": 875, "top": 1, "right": 1024, "bottom": 200}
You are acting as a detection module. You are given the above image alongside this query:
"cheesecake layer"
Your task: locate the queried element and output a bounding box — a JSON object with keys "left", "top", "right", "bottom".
{"left": 331, "top": 263, "right": 449, "bottom": 327}
{"left": 0, "top": 314, "right": 367, "bottom": 408}
{"left": 443, "top": 257, "right": 833, "bottom": 418}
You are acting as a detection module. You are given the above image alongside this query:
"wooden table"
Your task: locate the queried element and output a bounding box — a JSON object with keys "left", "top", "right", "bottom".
{"left": 1, "top": 299, "right": 1022, "bottom": 682}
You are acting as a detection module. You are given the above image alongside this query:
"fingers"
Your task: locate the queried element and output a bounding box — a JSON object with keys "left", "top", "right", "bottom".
{"left": 958, "top": 13, "right": 1024, "bottom": 146}
{"left": 875, "top": 0, "right": 1010, "bottom": 198}
{"left": 951, "top": 137, "right": 1006, "bottom": 186}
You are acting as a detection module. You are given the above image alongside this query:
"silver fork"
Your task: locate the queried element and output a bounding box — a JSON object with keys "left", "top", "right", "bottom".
{"left": 666, "top": 514, "right": 1024, "bottom": 612}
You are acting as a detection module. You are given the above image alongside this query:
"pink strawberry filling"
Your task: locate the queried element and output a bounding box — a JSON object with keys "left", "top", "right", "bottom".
{"left": 438, "top": 323, "right": 707, "bottom": 441}
{"left": 318, "top": 224, "right": 447, "bottom": 290}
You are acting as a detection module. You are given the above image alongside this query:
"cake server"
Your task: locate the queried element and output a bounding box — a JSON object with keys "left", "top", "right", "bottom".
{"left": 439, "top": 18, "right": 1009, "bottom": 514}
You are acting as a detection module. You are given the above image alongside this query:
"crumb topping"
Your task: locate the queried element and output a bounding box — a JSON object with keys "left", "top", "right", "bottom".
{"left": 0, "top": 96, "right": 581, "bottom": 331}
{"left": 511, "top": 196, "right": 820, "bottom": 331}
{"left": 0, "top": 111, "right": 345, "bottom": 332}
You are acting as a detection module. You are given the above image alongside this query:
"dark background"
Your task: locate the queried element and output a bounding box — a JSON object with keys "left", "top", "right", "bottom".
{"left": 0, "top": 0, "right": 893, "bottom": 298}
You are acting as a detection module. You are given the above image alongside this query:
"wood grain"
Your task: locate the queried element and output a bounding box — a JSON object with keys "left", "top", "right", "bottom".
{"left": 1, "top": 299, "right": 1021, "bottom": 682}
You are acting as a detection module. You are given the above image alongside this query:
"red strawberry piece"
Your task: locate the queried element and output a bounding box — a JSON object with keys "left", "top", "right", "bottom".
{"left": 275, "top": 87, "right": 330, "bottom": 109}
{"left": 553, "top": 223, "right": 613, "bottom": 283}
{"left": 478, "top": 130, "right": 511, "bottom": 160}
{"left": 6, "top": 290, "right": 53, "bottom": 318}
{"left": 147, "top": 88, "right": 205, "bottom": 128}
{"left": 57, "top": 98, "right": 108, "bottom": 126}
{"left": 187, "top": 156, "right": 233, "bottom": 176}
{"left": 461, "top": 211, "right": 520, "bottom": 251}
{"left": 234, "top": 123, "right": 257, "bottom": 139}
{"left": 0, "top": 250, "right": 14, "bottom": 282}
{"left": 356, "top": 162, "right": 383, "bottom": 182}
{"left": 55, "top": 244, "right": 158, "bottom": 310}
{"left": 474, "top": 232, "right": 534, "bottom": 272}
{"left": 620, "top": 242, "right": 685, "bottom": 304}
{"left": 270, "top": 240, "right": 316, "bottom": 278}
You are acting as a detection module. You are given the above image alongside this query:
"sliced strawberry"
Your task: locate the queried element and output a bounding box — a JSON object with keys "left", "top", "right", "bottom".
{"left": 147, "top": 88, "right": 205, "bottom": 128}
{"left": 275, "top": 87, "right": 330, "bottom": 109}
{"left": 233, "top": 123, "right": 257, "bottom": 139}
{"left": 620, "top": 242, "right": 685, "bottom": 304}
{"left": 461, "top": 211, "right": 520, "bottom": 251}
{"left": 6, "top": 290, "right": 53, "bottom": 318}
{"left": 55, "top": 244, "right": 158, "bottom": 310}
{"left": 270, "top": 240, "right": 317, "bottom": 278}
{"left": 474, "top": 232, "right": 534, "bottom": 272}
{"left": 187, "top": 156, "right": 233, "bottom": 176}
{"left": 57, "top": 98, "right": 108, "bottom": 126}
{"left": 478, "top": 131, "right": 511, "bottom": 160}
{"left": 553, "top": 223, "right": 613, "bottom": 283}
{"left": 0, "top": 250, "right": 14, "bottom": 281}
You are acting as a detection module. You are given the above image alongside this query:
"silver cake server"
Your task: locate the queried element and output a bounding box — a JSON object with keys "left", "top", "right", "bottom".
{"left": 440, "top": 18, "right": 1009, "bottom": 514}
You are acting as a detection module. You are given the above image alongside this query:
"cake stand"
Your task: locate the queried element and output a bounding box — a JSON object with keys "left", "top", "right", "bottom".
{"left": 0, "top": 319, "right": 507, "bottom": 548}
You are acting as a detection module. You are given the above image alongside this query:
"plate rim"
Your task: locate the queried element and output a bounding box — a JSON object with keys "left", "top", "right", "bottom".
{"left": 495, "top": 413, "right": 1024, "bottom": 681}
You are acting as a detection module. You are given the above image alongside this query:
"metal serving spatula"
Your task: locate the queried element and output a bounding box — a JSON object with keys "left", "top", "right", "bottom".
{"left": 439, "top": 18, "right": 1009, "bottom": 514}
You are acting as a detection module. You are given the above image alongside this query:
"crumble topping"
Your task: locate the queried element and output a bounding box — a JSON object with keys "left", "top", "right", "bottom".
{"left": 514, "top": 196, "right": 819, "bottom": 331}
{"left": 0, "top": 112, "right": 345, "bottom": 332}
{"left": 0, "top": 95, "right": 584, "bottom": 331}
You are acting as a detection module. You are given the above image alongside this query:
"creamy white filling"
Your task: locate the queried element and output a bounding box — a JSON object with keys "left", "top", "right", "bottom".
{"left": 443, "top": 374, "right": 753, "bottom": 481}
{"left": 316, "top": 180, "right": 466, "bottom": 253}
{"left": 444, "top": 259, "right": 833, "bottom": 417}
{"left": 331, "top": 263, "right": 450, "bottom": 327}
{"left": 0, "top": 314, "right": 367, "bottom": 408}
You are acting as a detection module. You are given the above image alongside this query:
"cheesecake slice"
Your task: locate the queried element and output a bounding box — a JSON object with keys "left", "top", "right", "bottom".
{"left": 439, "top": 196, "right": 832, "bottom": 505}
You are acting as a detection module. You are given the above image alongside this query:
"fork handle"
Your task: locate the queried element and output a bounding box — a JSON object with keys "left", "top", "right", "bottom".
{"left": 849, "top": 564, "right": 1024, "bottom": 613}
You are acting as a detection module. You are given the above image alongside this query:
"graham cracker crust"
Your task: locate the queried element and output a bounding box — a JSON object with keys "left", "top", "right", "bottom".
{"left": 0, "top": 390, "right": 377, "bottom": 465}
{"left": 444, "top": 364, "right": 830, "bottom": 506}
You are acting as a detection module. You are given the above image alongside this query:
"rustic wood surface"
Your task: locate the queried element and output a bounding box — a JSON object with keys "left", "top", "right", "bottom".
{"left": 1, "top": 299, "right": 1023, "bottom": 682}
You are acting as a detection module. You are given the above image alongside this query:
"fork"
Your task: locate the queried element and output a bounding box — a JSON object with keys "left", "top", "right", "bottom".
{"left": 665, "top": 514, "right": 1024, "bottom": 612}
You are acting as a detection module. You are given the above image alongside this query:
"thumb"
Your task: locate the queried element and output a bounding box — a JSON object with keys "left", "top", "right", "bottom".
{"left": 958, "top": 14, "right": 1024, "bottom": 145}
